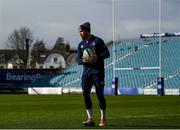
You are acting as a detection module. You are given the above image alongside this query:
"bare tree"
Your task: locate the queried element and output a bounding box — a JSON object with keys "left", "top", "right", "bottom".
{"left": 7, "top": 26, "right": 33, "bottom": 68}
{"left": 52, "top": 37, "right": 65, "bottom": 51}
{"left": 31, "top": 39, "right": 47, "bottom": 67}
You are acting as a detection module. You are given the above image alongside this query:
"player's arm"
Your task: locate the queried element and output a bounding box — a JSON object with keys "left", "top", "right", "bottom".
{"left": 98, "top": 39, "right": 110, "bottom": 59}
{"left": 77, "top": 44, "right": 84, "bottom": 65}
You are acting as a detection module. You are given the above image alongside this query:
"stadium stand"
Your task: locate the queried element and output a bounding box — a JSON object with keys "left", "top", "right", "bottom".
{"left": 28, "top": 37, "right": 180, "bottom": 93}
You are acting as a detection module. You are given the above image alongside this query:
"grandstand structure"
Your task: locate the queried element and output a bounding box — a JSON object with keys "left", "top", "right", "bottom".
{"left": 28, "top": 37, "right": 180, "bottom": 95}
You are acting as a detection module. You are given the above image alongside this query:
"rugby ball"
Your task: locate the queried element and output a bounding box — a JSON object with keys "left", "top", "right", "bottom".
{"left": 83, "top": 48, "right": 95, "bottom": 63}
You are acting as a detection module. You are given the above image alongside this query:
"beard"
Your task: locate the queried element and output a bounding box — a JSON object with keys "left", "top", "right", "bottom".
{"left": 81, "top": 34, "right": 88, "bottom": 40}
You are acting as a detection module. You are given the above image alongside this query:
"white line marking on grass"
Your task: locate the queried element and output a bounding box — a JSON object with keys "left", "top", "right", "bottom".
{"left": 108, "top": 113, "right": 180, "bottom": 119}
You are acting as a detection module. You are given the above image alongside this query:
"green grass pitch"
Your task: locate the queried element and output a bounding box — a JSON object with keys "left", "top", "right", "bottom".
{"left": 0, "top": 94, "right": 180, "bottom": 129}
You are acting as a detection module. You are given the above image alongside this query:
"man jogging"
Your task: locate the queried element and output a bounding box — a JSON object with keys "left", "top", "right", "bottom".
{"left": 77, "top": 22, "right": 110, "bottom": 127}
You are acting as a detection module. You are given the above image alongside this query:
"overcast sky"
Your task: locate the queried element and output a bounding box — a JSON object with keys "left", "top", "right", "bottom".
{"left": 0, "top": 0, "right": 180, "bottom": 49}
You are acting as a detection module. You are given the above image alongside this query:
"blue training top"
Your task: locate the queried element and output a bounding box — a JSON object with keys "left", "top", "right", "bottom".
{"left": 77, "top": 35, "right": 110, "bottom": 77}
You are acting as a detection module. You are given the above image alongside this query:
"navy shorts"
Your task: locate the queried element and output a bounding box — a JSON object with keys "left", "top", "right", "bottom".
{"left": 81, "top": 74, "right": 104, "bottom": 88}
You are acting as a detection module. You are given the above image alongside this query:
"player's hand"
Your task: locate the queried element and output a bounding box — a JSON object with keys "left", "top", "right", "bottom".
{"left": 90, "top": 54, "right": 97, "bottom": 63}
{"left": 82, "top": 56, "right": 89, "bottom": 63}
{"left": 82, "top": 55, "right": 97, "bottom": 63}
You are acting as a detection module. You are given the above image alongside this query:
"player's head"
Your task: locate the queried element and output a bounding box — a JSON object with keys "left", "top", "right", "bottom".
{"left": 79, "top": 22, "right": 91, "bottom": 40}
{"left": 79, "top": 22, "right": 91, "bottom": 32}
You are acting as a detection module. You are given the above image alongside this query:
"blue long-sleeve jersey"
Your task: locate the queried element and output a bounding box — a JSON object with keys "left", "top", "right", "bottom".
{"left": 77, "top": 35, "right": 110, "bottom": 77}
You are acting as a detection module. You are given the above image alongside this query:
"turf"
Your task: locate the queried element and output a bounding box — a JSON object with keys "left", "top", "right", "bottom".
{"left": 0, "top": 94, "right": 180, "bottom": 129}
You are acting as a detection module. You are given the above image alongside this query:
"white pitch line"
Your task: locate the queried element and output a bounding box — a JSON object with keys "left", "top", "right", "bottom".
{"left": 108, "top": 113, "right": 180, "bottom": 119}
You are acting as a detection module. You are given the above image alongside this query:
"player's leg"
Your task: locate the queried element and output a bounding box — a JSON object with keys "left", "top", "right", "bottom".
{"left": 81, "top": 76, "right": 95, "bottom": 126}
{"left": 93, "top": 76, "right": 107, "bottom": 126}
